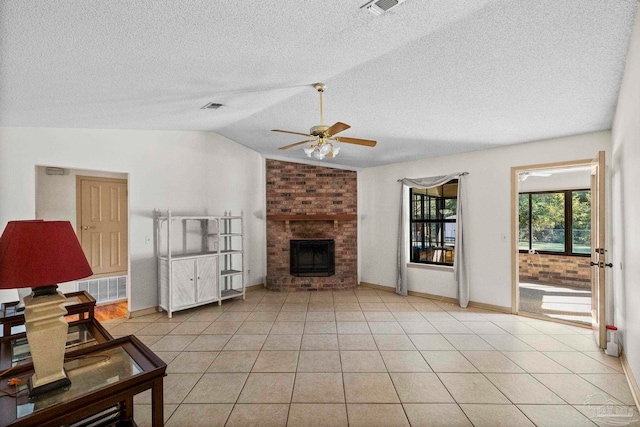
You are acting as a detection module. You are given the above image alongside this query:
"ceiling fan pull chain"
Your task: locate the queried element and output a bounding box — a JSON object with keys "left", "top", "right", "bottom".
{"left": 319, "top": 88, "right": 324, "bottom": 125}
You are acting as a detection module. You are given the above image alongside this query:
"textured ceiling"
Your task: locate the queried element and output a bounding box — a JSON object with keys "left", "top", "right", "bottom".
{"left": 0, "top": 0, "right": 637, "bottom": 168}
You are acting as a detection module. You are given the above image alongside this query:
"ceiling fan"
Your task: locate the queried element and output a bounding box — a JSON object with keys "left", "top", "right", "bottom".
{"left": 272, "top": 83, "right": 377, "bottom": 160}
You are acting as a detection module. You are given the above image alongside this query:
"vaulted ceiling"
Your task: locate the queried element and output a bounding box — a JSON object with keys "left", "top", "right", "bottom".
{"left": 1, "top": 1, "right": 637, "bottom": 168}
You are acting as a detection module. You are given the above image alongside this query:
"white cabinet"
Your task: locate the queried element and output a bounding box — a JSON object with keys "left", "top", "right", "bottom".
{"left": 156, "top": 211, "right": 245, "bottom": 318}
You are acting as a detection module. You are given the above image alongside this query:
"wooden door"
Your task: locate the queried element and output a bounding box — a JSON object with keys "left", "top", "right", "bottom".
{"left": 590, "top": 151, "right": 607, "bottom": 348}
{"left": 77, "top": 176, "right": 128, "bottom": 277}
{"left": 196, "top": 256, "right": 219, "bottom": 302}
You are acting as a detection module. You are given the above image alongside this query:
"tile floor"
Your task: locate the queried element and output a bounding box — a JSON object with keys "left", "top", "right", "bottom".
{"left": 102, "top": 288, "right": 640, "bottom": 427}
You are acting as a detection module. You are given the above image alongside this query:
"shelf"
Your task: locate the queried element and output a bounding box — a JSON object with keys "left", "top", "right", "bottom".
{"left": 221, "top": 289, "right": 244, "bottom": 300}
{"left": 159, "top": 252, "right": 218, "bottom": 260}
{"left": 221, "top": 269, "right": 243, "bottom": 277}
{"left": 218, "top": 233, "right": 242, "bottom": 237}
{"left": 220, "top": 250, "right": 243, "bottom": 255}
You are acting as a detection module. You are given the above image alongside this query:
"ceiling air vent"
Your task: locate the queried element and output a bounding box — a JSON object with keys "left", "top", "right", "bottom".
{"left": 361, "top": 0, "right": 406, "bottom": 15}
{"left": 201, "top": 102, "right": 223, "bottom": 110}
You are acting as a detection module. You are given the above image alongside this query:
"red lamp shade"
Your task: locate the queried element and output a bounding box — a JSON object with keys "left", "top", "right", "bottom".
{"left": 0, "top": 220, "right": 93, "bottom": 289}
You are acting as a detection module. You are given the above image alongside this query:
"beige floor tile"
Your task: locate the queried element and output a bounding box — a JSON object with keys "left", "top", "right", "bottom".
{"left": 252, "top": 350, "right": 299, "bottom": 372}
{"left": 530, "top": 322, "right": 581, "bottom": 335}
{"left": 292, "top": 373, "right": 345, "bottom": 403}
{"left": 184, "top": 334, "right": 231, "bottom": 351}
{"left": 164, "top": 403, "right": 232, "bottom": 427}
{"left": 217, "top": 311, "right": 251, "bottom": 322}
{"left": 437, "top": 373, "right": 510, "bottom": 404}
{"left": 280, "top": 303, "right": 308, "bottom": 312}
{"left": 580, "top": 373, "right": 637, "bottom": 405}
{"left": 479, "top": 334, "right": 536, "bottom": 351}
{"left": 399, "top": 321, "right": 438, "bottom": 334}
{"left": 225, "top": 404, "right": 289, "bottom": 427}
{"left": 223, "top": 334, "right": 267, "bottom": 350}
{"left": 202, "top": 321, "right": 242, "bottom": 334}
{"left": 460, "top": 404, "right": 535, "bottom": 427}
{"left": 421, "top": 312, "right": 455, "bottom": 321}
{"left": 516, "top": 334, "right": 576, "bottom": 351}
{"left": 169, "top": 321, "right": 212, "bottom": 335}
{"left": 340, "top": 350, "right": 387, "bottom": 372}
{"left": 392, "top": 312, "right": 426, "bottom": 322}
{"left": 533, "top": 373, "right": 624, "bottom": 405}
{"left": 390, "top": 373, "right": 453, "bottom": 403}
{"left": 420, "top": 351, "right": 478, "bottom": 373}
{"left": 346, "top": 403, "right": 409, "bottom": 427}
{"left": 335, "top": 311, "right": 366, "bottom": 321}
{"left": 262, "top": 334, "right": 302, "bottom": 350}
{"left": 485, "top": 373, "right": 564, "bottom": 404}
{"left": 254, "top": 303, "right": 283, "bottom": 312}
{"left": 334, "top": 303, "right": 362, "bottom": 312}
{"left": 338, "top": 334, "right": 377, "bottom": 350}
{"left": 573, "top": 405, "right": 640, "bottom": 427}
{"left": 166, "top": 351, "right": 219, "bottom": 373}
{"left": 368, "top": 322, "right": 404, "bottom": 334}
{"left": 443, "top": 335, "right": 494, "bottom": 351}
{"left": 307, "top": 303, "right": 334, "bottom": 312}
{"left": 460, "top": 351, "right": 525, "bottom": 373}
{"left": 306, "top": 311, "right": 336, "bottom": 321}
{"left": 431, "top": 321, "right": 473, "bottom": 334}
{"left": 518, "top": 404, "right": 598, "bottom": 427}
{"left": 301, "top": 334, "right": 339, "bottom": 350}
{"left": 297, "top": 350, "right": 342, "bottom": 372}
{"left": 150, "top": 335, "right": 197, "bottom": 352}
{"left": 133, "top": 403, "right": 178, "bottom": 427}
{"left": 187, "top": 309, "right": 225, "bottom": 321}
{"left": 336, "top": 321, "right": 371, "bottom": 334}
{"left": 449, "top": 312, "right": 486, "bottom": 321}
{"left": 225, "top": 303, "right": 257, "bottom": 313}
{"left": 582, "top": 351, "right": 624, "bottom": 372}
{"left": 287, "top": 403, "right": 348, "bottom": 427}
{"left": 380, "top": 350, "right": 432, "bottom": 372}
{"left": 403, "top": 403, "right": 472, "bottom": 427}
{"left": 246, "top": 311, "right": 279, "bottom": 322}
{"left": 136, "top": 335, "right": 163, "bottom": 347}
{"left": 207, "top": 350, "right": 258, "bottom": 372}
{"left": 409, "top": 334, "right": 456, "bottom": 351}
{"left": 237, "top": 373, "right": 295, "bottom": 403}
{"left": 359, "top": 303, "right": 389, "bottom": 312}
{"left": 163, "top": 373, "right": 203, "bottom": 404}
{"left": 153, "top": 351, "right": 181, "bottom": 364}
{"left": 502, "top": 351, "right": 571, "bottom": 373}
{"left": 135, "top": 322, "right": 180, "bottom": 335}
{"left": 236, "top": 321, "right": 274, "bottom": 335}
{"left": 364, "top": 311, "right": 396, "bottom": 322}
{"left": 343, "top": 373, "right": 400, "bottom": 403}
{"left": 459, "top": 321, "right": 507, "bottom": 334}
{"left": 109, "top": 322, "right": 149, "bottom": 336}
{"left": 183, "top": 373, "right": 248, "bottom": 403}
{"left": 373, "top": 334, "right": 416, "bottom": 350}
{"left": 492, "top": 321, "right": 543, "bottom": 335}
{"left": 270, "top": 321, "right": 305, "bottom": 335}
{"left": 357, "top": 295, "right": 383, "bottom": 303}
{"left": 304, "top": 321, "right": 337, "bottom": 334}
{"left": 543, "top": 352, "right": 620, "bottom": 374}
{"left": 386, "top": 303, "right": 416, "bottom": 312}
{"left": 276, "top": 311, "right": 306, "bottom": 322}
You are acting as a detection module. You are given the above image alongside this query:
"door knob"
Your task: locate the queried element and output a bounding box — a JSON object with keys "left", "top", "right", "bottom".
{"left": 82, "top": 226, "right": 97, "bottom": 230}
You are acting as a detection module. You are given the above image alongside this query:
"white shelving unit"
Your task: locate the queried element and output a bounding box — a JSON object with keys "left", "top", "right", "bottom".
{"left": 155, "top": 210, "right": 245, "bottom": 318}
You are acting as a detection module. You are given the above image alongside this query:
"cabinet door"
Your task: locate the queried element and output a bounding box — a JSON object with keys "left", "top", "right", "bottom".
{"left": 197, "top": 256, "right": 219, "bottom": 303}
{"left": 171, "top": 259, "right": 197, "bottom": 309}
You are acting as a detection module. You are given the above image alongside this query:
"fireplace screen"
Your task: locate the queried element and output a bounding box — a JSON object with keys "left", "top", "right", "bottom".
{"left": 290, "top": 239, "right": 335, "bottom": 277}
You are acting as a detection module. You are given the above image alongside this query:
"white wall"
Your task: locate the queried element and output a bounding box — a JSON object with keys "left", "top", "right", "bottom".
{"left": 0, "top": 127, "right": 266, "bottom": 311}
{"left": 611, "top": 8, "right": 640, "bottom": 398}
{"left": 358, "top": 131, "right": 610, "bottom": 309}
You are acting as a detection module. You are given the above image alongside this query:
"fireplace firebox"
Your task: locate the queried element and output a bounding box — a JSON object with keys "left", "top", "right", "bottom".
{"left": 290, "top": 239, "right": 335, "bottom": 277}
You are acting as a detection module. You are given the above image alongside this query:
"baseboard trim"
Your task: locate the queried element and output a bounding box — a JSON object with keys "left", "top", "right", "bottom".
{"left": 621, "top": 351, "right": 640, "bottom": 410}
{"left": 127, "top": 306, "right": 159, "bottom": 319}
{"left": 358, "top": 282, "right": 511, "bottom": 314}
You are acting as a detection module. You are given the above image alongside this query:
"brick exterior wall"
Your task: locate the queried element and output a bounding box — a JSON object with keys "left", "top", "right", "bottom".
{"left": 266, "top": 160, "right": 357, "bottom": 291}
{"left": 519, "top": 253, "right": 591, "bottom": 289}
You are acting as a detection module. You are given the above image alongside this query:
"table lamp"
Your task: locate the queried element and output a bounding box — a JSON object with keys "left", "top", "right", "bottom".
{"left": 0, "top": 220, "right": 93, "bottom": 396}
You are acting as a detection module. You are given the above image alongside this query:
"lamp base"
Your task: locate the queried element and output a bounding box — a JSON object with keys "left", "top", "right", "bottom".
{"left": 28, "top": 372, "right": 71, "bottom": 397}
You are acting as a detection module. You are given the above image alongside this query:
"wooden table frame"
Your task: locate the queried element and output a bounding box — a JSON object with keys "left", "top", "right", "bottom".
{"left": 0, "top": 335, "right": 166, "bottom": 427}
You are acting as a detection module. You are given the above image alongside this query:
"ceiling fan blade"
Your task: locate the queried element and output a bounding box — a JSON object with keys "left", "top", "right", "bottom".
{"left": 334, "top": 136, "right": 377, "bottom": 147}
{"left": 272, "top": 129, "right": 313, "bottom": 137}
{"left": 326, "top": 122, "right": 350, "bottom": 136}
{"left": 278, "top": 139, "right": 316, "bottom": 150}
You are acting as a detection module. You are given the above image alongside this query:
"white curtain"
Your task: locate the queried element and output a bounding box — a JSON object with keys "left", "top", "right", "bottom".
{"left": 397, "top": 172, "right": 469, "bottom": 308}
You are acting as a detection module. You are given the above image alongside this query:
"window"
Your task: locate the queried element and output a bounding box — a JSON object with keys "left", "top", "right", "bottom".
{"left": 519, "top": 189, "right": 590, "bottom": 256}
{"left": 409, "top": 180, "right": 457, "bottom": 265}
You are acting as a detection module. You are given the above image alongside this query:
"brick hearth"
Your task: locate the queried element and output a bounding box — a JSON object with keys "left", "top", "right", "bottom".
{"left": 266, "top": 160, "right": 357, "bottom": 291}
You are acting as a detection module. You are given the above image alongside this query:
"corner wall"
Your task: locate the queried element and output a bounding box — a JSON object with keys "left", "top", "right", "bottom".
{"left": 0, "top": 127, "right": 266, "bottom": 312}
{"left": 612, "top": 7, "right": 640, "bottom": 400}
{"left": 358, "top": 131, "right": 610, "bottom": 309}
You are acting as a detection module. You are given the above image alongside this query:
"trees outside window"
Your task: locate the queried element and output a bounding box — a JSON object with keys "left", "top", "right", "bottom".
{"left": 519, "top": 189, "right": 590, "bottom": 255}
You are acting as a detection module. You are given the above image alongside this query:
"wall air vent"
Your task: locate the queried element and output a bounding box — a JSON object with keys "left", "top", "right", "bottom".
{"left": 201, "top": 102, "right": 224, "bottom": 110}
{"left": 361, "top": 0, "right": 406, "bottom": 15}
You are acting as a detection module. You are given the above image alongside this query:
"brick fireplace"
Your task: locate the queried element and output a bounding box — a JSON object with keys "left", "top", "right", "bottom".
{"left": 266, "top": 159, "right": 357, "bottom": 291}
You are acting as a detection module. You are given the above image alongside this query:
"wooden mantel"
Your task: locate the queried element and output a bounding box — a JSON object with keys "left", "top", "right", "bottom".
{"left": 267, "top": 214, "right": 357, "bottom": 221}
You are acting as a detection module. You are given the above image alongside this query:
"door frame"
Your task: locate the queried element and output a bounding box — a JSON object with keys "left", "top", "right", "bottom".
{"left": 510, "top": 158, "right": 595, "bottom": 327}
